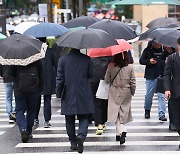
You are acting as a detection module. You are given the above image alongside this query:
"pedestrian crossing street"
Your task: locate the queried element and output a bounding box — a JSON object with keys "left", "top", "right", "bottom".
{"left": 1, "top": 78, "right": 180, "bottom": 153}
{"left": 0, "top": 81, "right": 15, "bottom": 137}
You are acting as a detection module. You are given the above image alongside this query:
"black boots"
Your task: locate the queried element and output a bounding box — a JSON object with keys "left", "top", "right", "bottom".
{"left": 21, "top": 130, "right": 28, "bottom": 143}
{"left": 116, "top": 135, "right": 120, "bottom": 141}
{"left": 145, "top": 110, "right": 150, "bottom": 119}
{"left": 77, "top": 136, "right": 84, "bottom": 153}
{"left": 120, "top": 132, "right": 127, "bottom": 145}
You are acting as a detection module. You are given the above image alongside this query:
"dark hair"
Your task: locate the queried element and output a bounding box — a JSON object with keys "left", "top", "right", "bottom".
{"left": 37, "top": 37, "right": 46, "bottom": 43}
{"left": 178, "top": 37, "right": 180, "bottom": 45}
{"left": 112, "top": 51, "right": 129, "bottom": 68}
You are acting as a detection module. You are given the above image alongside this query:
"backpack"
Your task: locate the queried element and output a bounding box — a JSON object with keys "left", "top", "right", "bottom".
{"left": 17, "top": 63, "right": 39, "bottom": 93}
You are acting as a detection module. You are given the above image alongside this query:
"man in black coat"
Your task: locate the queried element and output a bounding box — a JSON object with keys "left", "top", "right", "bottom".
{"left": 163, "top": 46, "right": 176, "bottom": 131}
{"left": 164, "top": 38, "right": 180, "bottom": 142}
{"left": 56, "top": 49, "right": 94, "bottom": 153}
{"left": 140, "top": 41, "right": 167, "bottom": 121}
{"left": 11, "top": 60, "right": 44, "bottom": 143}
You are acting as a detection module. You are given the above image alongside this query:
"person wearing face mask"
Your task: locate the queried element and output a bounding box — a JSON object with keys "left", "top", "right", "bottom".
{"left": 164, "top": 37, "right": 180, "bottom": 148}
{"left": 140, "top": 41, "right": 167, "bottom": 121}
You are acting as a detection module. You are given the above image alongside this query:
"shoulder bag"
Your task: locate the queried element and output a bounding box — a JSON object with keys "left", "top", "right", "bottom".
{"left": 96, "top": 67, "right": 121, "bottom": 100}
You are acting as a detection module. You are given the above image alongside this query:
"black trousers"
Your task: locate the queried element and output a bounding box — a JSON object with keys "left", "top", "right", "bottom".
{"left": 170, "top": 97, "right": 180, "bottom": 131}
{"left": 91, "top": 85, "right": 108, "bottom": 126}
{"left": 35, "top": 95, "right": 52, "bottom": 122}
{"left": 65, "top": 114, "right": 89, "bottom": 144}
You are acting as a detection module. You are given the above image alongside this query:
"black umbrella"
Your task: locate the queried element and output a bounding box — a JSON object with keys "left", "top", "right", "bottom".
{"left": 139, "top": 23, "right": 179, "bottom": 41}
{"left": 56, "top": 28, "right": 117, "bottom": 49}
{"left": 89, "top": 19, "right": 137, "bottom": 40}
{"left": 149, "top": 28, "right": 180, "bottom": 48}
{"left": 62, "top": 16, "right": 100, "bottom": 28}
{"left": 0, "top": 34, "right": 47, "bottom": 66}
{"left": 147, "top": 17, "right": 178, "bottom": 28}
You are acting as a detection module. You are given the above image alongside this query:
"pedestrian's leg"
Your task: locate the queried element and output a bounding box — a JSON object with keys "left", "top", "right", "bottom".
{"left": 116, "top": 117, "right": 122, "bottom": 136}
{"left": 26, "top": 92, "right": 39, "bottom": 136}
{"left": 77, "top": 114, "right": 89, "bottom": 153}
{"left": 77, "top": 114, "right": 89, "bottom": 140}
{"left": 91, "top": 85, "right": 99, "bottom": 125}
{"left": 102, "top": 100, "right": 108, "bottom": 125}
{"left": 44, "top": 95, "right": 52, "bottom": 122}
{"left": 144, "top": 79, "right": 156, "bottom": 118}
{"left": 120, "top": 123, "right": 127, "bottom": 145}
{"left": 171, "top": 98, "right": 180, "bottom": 133}
{"left": 158, "top": 92, "right": 167, "bottom": 120}
{"left": 34, "top": 95, "right": 41, "bottom": 123}
{"left": 168, "top": 98, "right": 176, "bottom": 130}
{"left": 65, "top": 115, "right": 77, "bottom": 145}
{"left": 15, "top": 95, "right": 27, "bottom": 131}
{"left": 120, "top": 124, "right": 127, "bottom": 133}
{"left": 4, "top": 83, "right": 13, "bottom": 119}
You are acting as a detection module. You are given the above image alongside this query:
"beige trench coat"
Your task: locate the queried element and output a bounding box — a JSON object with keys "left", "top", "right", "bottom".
{"left": 105, "top": 63, "right": 136, "bottom": 124}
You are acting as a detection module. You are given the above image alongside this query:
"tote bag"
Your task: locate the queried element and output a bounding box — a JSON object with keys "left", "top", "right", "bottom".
{"left": 96, "top": 67, "right": 121, "bottom": 100}
{"left": 96, "top": 80, "right": 110, "bottom": 100}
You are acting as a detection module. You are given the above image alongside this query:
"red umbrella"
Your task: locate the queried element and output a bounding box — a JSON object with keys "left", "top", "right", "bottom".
{"left": 88, "top": 39, "right": 133, "bottom": 58}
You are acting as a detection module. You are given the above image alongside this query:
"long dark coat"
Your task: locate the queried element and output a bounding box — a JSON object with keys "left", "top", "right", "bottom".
{"left": 43, "top": 48, "right": 59, "bottom": 95}
{"left": 56, "top": 50, "right": 94, "bottom": 115}
{"left": 164, "top": 53, "right": 180, "bottom": 99}
{"left": 164, "top": 53, "right": 180, "bottom": 130}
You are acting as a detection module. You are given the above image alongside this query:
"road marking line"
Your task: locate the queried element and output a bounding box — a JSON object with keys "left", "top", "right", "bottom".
{"left": 15, "top": 141, "right": 180, "bottom": 148}
{"left": 32, "top": 133, "right": 179, "bottom": 139}
{"left": 36, "top": 125, "right": 169, "bottom": 131}
{"left": 0, "top": 131, "right": 5, "bottom": 135}
{"left": 9, "top": 152, "right": 180, "bottom": 154}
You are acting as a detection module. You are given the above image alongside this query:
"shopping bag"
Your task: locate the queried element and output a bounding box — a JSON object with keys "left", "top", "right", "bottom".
{"left": 96, "top": 80, "right": 110, "bottom": 100}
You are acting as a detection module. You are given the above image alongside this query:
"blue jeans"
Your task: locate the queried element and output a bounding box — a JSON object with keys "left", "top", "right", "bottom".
{"left": 15, "top": 92, "right": 40, "bottom": 134}
{"left": 65, "top": 114, "right": 89, "bottom": 144}
{"left": 4, "top": 82, "right": 15, "bottom": 118}
{"left": 144, "top": 79, "right": 166, "bottom": 118}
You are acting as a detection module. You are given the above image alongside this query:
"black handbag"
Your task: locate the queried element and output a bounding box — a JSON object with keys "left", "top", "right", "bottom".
{"left": 156, "top": 76, "right": 165, "bottom": 94}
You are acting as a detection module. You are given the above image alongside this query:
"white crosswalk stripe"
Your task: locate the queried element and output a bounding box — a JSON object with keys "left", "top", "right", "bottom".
{"left": 12, "top": 78, "right": 180, "bottom": 153}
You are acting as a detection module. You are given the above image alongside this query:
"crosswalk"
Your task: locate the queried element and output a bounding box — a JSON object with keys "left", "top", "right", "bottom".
{"left": 0, "top": 80, "right": 15, "bottom": 137}
{"left": 11, "top": 77, "right": 180, "bottom": 154}
{"left": 0, "top": 78, "right": 179, "bottom": 153}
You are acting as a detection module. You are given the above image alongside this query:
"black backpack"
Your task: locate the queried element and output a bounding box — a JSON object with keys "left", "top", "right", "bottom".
{"left": 17, "top": 63, "right": 39, "bottom": 93}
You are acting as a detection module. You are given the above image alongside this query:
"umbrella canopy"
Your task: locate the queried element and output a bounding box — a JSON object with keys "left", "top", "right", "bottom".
{"left": 62, "top": 16, "right": 100, "bottom": 28}
{"left": 88, "top": 39, "right": 133, "bottom": 58}
{"left": 6, "top": 24, "right": 15, "bottom": 31}
{"left": 68, "top": 26, "right": 85, "bottom": 31}
{"left": 147, "top": 17, "right": 178, "bottom": 28}
{"left": 108, "top": 0, "right": 180, "bottom": 5}
{"left": 14, "top": 22, "right": 40, "bottom": 34}
{"left": 24, "top": 22, "right": 68, "bottom": 37}
{"left": 56, "top": 28, "right": 117, "bottom": 49}
{"left": 89, "top": 19, "right": 137, "bottom": 40}
{"left": 0, "top": 34, "right": 47, "bottom": 66}
{"left": 139, "top": 23, "right": 179, "bottom": 41}
{"left": 0, "top": 33, "right": 6, "bottom": 40}
{"left": 149, "top": 28, "right": 180, "bottom": 48}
